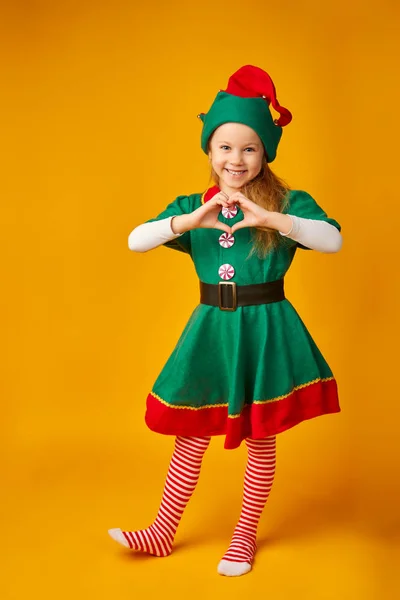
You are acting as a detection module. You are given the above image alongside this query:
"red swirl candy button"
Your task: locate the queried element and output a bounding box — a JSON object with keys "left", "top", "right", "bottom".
{"left": 218, "top": 264, "right": 235, "bottom": 280}
{"left": 222, "top": 205, "right": 238, "bottom": 219}
{"left": 218, "top": 233, "right": 235, "bottom": 248}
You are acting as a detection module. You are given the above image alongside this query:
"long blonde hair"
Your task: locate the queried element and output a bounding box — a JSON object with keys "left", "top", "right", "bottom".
{"left": 211, "top": 162, "right": 291, "bottom": 257}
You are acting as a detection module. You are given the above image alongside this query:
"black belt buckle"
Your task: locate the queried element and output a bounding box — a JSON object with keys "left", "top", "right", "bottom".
{"left": 218, "top": 281, "right": 237, "bottom": 311}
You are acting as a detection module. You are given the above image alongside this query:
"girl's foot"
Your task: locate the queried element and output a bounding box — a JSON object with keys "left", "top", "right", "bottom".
{"left": 217, "top": 532, "right": 255, "bottom": 576}
{"left": 108, "top": 525, "right": 173, "bottom": 557}
{"left": 108, "top": 437, "right": 210, "bottom": 559}
{"left": 217, "top": 559, "right": 252, "bottom": 577}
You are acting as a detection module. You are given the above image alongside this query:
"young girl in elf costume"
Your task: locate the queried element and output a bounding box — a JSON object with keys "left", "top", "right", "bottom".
{"left": 108, "top": 65, "right": 343, "bottom": 577}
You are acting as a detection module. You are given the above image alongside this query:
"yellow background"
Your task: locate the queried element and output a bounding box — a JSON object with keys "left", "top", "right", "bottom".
{"left": 1, "top": 0, "right": 399, "bottom": 597}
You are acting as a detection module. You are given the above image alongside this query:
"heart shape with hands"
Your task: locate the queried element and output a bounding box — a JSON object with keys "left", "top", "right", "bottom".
{"left": 224, "top": 192, "right": 271, "bottom": 234}
{"left": 193, "top": 191, "right": 271, "bottom": 235}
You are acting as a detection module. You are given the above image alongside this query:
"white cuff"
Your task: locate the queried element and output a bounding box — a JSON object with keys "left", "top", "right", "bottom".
{"left": 128, "top": 216, "right": 183, "bottom": 252}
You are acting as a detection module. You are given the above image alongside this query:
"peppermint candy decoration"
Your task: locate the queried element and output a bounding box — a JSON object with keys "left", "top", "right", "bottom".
{"left": 219, "top": 233, "right": 235, "bottom": 248}
{"left": 218, "top": 264, "right": 235, "bottom": 280}
{"left": 222, "top": 205, "right": 238, "bottom": 219}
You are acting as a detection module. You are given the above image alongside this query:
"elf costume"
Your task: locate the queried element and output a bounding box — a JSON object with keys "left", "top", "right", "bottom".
{"left": 144, "top": 65, "right": 341, "bottom": 450}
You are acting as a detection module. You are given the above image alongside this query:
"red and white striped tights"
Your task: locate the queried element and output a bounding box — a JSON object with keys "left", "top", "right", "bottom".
{"left": 108, "top": 434, "right": 276, "bottom": 576}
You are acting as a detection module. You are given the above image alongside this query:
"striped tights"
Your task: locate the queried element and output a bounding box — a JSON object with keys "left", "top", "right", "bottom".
{"left": 218, "top": 436, "right": 276, "bottom": 575}
{"left": 109, "top": 436, "right": 211, "bottom": 556}
{"left": 108, "top": 435, "right": 276, "bottom": 575}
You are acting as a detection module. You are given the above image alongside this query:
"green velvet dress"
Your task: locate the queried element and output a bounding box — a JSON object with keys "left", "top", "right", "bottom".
{"left": 145, "top": 186, "right": 341, "bottom": 449}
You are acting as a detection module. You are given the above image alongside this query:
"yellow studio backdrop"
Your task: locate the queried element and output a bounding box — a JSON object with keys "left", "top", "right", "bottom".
{"left": 1, "top": 0, "right": 399, "bottom": 598}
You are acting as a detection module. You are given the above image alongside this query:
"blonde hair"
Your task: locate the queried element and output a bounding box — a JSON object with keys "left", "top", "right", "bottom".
{"left": 210, "top": 162, "right": 291, "bottom": 257}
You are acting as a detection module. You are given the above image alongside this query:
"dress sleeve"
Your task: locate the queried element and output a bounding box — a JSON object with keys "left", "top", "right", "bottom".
{"left": 283, "top": 189, "right": 341, "bottom": 250}
{"left": 145, "top": 195, "right": 193, "bottom": 255}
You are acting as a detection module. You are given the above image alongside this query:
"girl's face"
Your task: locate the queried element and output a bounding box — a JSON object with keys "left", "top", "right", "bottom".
{"left": 208, "top": 122, "right": 264, "bottom": 195}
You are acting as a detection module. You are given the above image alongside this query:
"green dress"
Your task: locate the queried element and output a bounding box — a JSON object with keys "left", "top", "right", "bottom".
{"left": 144, "top": 186, "right": 341, "bottom": 449}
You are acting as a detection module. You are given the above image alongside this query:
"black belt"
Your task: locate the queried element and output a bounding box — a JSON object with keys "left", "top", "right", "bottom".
{"left": 200, "top": 279, "right": 285, "bottom": 311}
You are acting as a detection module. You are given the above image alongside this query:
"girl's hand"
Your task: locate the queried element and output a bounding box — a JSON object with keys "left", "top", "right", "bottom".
{"left": 188, "top": 192, "right": 232, "bottom": 234}
{"left": 227, "top": 193, "right": 271, "bottom": 233}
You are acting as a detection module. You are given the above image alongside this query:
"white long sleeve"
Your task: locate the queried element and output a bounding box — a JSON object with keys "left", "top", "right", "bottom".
{"left": 128, "top": 214, "right": 342, "bottom": 254}
{"left": 279, "top": 215, "right": 342, "bottom": 253}
{"left": 128, "top": 216, "right": 183, "bottom": 252}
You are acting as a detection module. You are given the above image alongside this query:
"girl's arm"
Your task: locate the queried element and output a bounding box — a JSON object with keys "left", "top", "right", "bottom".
{"left": 128, "top": 194, "right": 231, "bottom": 252}
{"left": 276, "top": 214, "right": 343, "bottom": 253}
{"left": 226, "top": 192, "right": 342, "bottom": 254}
{"left": 128, "top": 216, "right": 184, "bottom": 252}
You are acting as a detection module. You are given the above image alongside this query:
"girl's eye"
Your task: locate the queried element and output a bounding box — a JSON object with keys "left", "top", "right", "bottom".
{"left": 219, "top": 146, "right": 255, "bottom": 152}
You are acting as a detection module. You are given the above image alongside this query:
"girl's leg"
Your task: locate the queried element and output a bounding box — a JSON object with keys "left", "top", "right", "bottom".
{"left": 218, "top": 435, "right": 277, "bottom": 576}
{"left": 108, "top": 435, "right": 211, "bottom": 557}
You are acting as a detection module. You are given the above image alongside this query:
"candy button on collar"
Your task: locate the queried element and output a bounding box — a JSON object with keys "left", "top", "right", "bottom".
{"left": 218, "top": 264, "right": 235, "bottom": 280}
{"left": 219, "top": 233, "right": 235, "bottom": 248}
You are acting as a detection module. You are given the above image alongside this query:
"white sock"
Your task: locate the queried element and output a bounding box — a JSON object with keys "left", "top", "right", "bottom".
{"left": 217, "top": 559, "right": 252, "bottom": 577}
{"left": 108, "top": 528, "right": 130, "bottom": 548}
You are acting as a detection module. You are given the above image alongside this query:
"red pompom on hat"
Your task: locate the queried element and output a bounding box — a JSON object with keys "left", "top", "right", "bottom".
{"left": 223, "top": 65, "right": 292, "bottom": 127}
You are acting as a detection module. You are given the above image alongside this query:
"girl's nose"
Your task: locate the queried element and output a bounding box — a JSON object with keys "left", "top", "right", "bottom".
{"left": 231, "top": 150, "right": 243, "bottom": 165}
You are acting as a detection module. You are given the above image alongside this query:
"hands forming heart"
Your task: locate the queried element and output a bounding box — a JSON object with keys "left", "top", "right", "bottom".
{"left": 222, "top": 192, "right": 270, "bottom": 234}
{"left": 190, "top": 190, "right": 271, "bottom": 235}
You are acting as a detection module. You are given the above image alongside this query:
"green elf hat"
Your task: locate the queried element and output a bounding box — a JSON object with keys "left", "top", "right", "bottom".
{"left": 198, "top": 65, "right": 292, "bottom": 162}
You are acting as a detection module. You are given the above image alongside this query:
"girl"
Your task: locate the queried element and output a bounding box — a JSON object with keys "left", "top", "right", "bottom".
{"left": 108, "top": 65, "right": 343, "bottom": 577}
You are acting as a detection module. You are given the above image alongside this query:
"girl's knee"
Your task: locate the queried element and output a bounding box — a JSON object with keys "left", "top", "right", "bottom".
{"left": 175, "top": 435, "right": 211, "bottom": 454}
{"left": 245, "top": 436, "right": 276, "bottom": 452}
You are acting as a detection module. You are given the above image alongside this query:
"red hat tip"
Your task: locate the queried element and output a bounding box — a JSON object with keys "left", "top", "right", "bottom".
{"left": 223, "top": 65, "right": 292, "bottom": 127}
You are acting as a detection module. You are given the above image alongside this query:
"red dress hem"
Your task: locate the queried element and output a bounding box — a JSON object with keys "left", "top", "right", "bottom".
{"left": 145, "top": 378, "right": 340, "bottom": 449}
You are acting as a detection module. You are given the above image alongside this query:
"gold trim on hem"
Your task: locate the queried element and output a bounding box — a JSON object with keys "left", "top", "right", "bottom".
{"left": 150, "top": 376, "right": 335, "bottom": 417}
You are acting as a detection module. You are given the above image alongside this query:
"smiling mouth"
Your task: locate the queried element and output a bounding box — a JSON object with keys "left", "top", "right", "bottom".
{"left": 225, "top": 169, "right": 247, "bottom": 177}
